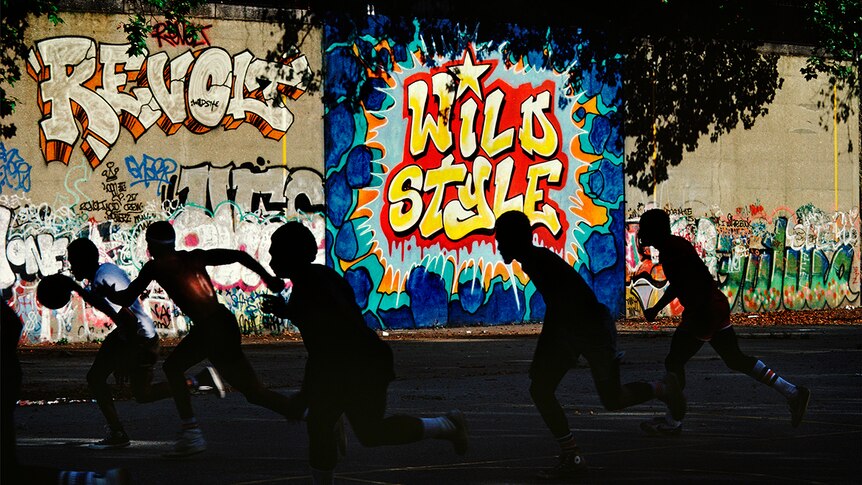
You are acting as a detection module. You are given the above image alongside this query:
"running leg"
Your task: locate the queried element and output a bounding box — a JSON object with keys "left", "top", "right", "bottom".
{"left": 584, "top": 349, "right": 655, "bottom": 411}
{"left": 213, "top": 353, "right": 305, "bottom": 419}
{"left": 664, "top": 327, "right": 705, "bottom": 390}
{"left": 87, "top": 336, "right": 124, "bottom": 433}
{"left": 129, "top": 338, "right": 172, "bottom": 404}
{"left": 162, "top": 331, "right": 208, "bottom": 420}
{"left": 306, "top": 390, "right": 344, "bottom": 483}
{"left": 640, "top": 327, "right": 704, "bottom": 435}
{"left": 710, "top": 327, "right": 809, "bottom": 427}
{"left": 345, "top": 381, "right": 424, "bottom": 447}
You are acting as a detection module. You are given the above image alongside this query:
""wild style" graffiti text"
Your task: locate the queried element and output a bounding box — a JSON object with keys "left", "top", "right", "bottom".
{"left": 383, "top": 50, "right": 567, "bottom": 250}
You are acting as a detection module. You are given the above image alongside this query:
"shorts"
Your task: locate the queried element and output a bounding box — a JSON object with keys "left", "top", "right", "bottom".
{"left": 680, "top": 289, "right": 732, "bottom": 341}
{"left": 530, "top": 311, "right": 618, "bottom": 383}
{"left": 101, "top": 331, "right": 159, "bottom": 376}
{"left": 185, "top": 307, "right": 244, "bottom": 365}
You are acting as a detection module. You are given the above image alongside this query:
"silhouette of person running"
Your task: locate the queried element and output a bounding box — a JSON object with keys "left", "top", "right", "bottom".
{"left": 638, "top": 208, "right": 810, "bottom": 435}
{"left": 2, "top": 294, "right": 129, "bottom": 485}
{"left": 494, "top": 211, "right": 685, "bottom": 480}
{"left": 104, "top": 221, "right": 294, "bottom": 458}
{"left": 54, "top": 238, "right": 225, "bottom": 450}
{"left": 261, "top": 221, "right": 468, "bottom": 485}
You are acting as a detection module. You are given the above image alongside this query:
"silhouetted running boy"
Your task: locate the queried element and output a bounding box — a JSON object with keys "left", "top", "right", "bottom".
{"left": 104, "top": 221, "right": 294, "bottom": 457}
{"left": 638, "top": 208, "right": 810, "bottom": 435}
{"left": 494, "top": 211, "right": 685, "bottom": 480}
{"left": 261, "top": 221, "right": 468, "bottom": 485}
{"left": 56, "top": 238, "right": 225, "bottom": 449}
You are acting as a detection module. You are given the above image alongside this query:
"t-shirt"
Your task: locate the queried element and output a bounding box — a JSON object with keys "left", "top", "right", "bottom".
{"left": 285, "top": 264, "right": 394, "bottom": 381}
{"left": 658, "top": 235, "right": 721, "bottom": 310}
{"left": 90, "top": 263, "right": 156, "bottom": 339}
{"left": 520, "top": 246, "right": 614, "bottom": 343}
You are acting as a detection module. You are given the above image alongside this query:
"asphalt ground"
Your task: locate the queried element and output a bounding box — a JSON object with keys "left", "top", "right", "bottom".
{"left": 10, "top": 325, "right": 862, "bottom": 484}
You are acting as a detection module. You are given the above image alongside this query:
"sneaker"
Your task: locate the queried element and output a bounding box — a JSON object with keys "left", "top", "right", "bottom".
{"left": 789, "top": 386, "right": 810, "bottom": 428}
{"left": 446, "top": 409, "right": 469, "bottom": 456}
{"left": 88, "top": 427, "right": 130, "bottom": 449}
{"left": 335, "top": 414, "right": 348, "bottom": 457}
{"left": 640, "top": 416, "right": 683, "bottom": 436}
{"left": 536, "top": 452, "right": 588, "bottom": 480}
{"left": 658, "top": 373, "right": 687, "bottom": 421}
{"left": 162, "top": 427, "right": 207, "bottom": 458}
{"left": 194, "top": 367, "right": 226, "bottom": 398}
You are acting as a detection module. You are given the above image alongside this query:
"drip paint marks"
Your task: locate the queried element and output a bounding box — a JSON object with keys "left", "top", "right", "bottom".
{"left": 324, "top": 18, "right": 625, "bottom": 329}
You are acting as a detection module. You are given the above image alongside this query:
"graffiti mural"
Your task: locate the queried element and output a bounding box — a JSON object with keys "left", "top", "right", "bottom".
{"left": 2, "top": 198, "right": 324, "bottom": 343}
{"left": 26, "top": 37, "right": 312, "bottom": 167}
{"left": 325, "top": 18, "right": 625, "bottom": 329}
{"left": 2, "top": 143, "right": 325, "bottom": 343}
{"left": 5, "top": 12, "right": 858, "bottom": 343}
{"left": 625, "top": 204, "right": 861, "bottom": 318}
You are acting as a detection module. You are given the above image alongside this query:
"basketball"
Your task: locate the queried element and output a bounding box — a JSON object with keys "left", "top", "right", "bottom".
{"left": 37, "top": 274, "right": 73, "bottom": 309}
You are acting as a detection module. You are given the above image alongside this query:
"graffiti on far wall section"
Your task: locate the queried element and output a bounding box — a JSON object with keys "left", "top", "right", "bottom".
{"left": 27, "top": 37, "right": 312, "bottom": 167}
{"left": 325, "top": 19, "right": 626, "bottom": 329}
{"left": 1, "top": 198, "right": 324, "bottom": 344}
{"left": 625, "top": 204, "right": 860, "bottom": 318}
{"left": 4, "top": 28, "right": 322, "bottom": 344}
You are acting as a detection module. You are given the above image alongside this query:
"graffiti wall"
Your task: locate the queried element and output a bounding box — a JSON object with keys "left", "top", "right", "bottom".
{"left": 625, "top": 204, "right": 860, "bottom": 318}
{"left": 3, "top": 9, "right": 858, "bottom": 342}
{"left": 2, "top": 12, "right": 325, "bottom": 342}
{"left": 324, "top": 17, "right": 625, "bottom": 329}
{"left": 623, "top": 53, "right": 860, "bottom": 319}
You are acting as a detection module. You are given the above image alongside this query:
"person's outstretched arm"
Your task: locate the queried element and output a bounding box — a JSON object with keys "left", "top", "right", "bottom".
{"left": 60, "top": 275, "right": 139, "bottom": 328}
{"left": 59, "top": 275, "right": 119, "bottom": 318}
{"left": 643, "top": 285, "right": 678, "bottom": 322}
{"left": 102, "top": 263, "right": 155, "bottom": 308}
{"left": 201, "top": 248, "right": 285, "bottom": 292}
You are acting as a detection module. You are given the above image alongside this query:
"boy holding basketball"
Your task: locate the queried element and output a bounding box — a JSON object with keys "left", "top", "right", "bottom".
{"left": 41, "top": 238, "right": 224, "bottom": 450}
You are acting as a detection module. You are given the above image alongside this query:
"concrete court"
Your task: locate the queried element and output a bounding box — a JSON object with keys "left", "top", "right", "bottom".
{"left": 12, "top": 325, "right": 862, "bottom": 484}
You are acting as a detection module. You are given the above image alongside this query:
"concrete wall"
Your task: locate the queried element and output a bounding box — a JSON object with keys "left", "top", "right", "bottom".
{"left": 625, "top": 52, "right": 860, "bottom": 318}
{"left": 1, "top": 6, "right": 858, "bottom": 342}
{"left": 2, "top": 10, "right": 325, "bottom": 342}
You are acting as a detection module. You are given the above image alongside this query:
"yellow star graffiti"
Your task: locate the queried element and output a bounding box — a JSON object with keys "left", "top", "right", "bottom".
{"left": 448, "top": 48, "right": 492, "bottom": 100}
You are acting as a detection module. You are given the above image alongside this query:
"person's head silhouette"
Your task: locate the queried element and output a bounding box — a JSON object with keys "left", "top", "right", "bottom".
{"left": 269, "top": 221, "right": 317, "bottom": 278}
{"left": 145, "top": 221, "right": 176, "bottom": 258}
{"left": 67, "top": 238, "right": 100, "bottom": 281}
{"left": 637, "top": 209, "right": 671, "bottom": 248}
{"left": 494, "top": 211, "right": 533, "bottom": 264}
